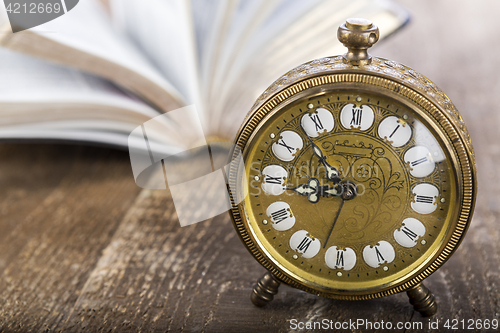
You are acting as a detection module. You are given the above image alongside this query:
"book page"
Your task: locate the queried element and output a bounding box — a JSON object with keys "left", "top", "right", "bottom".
{"left": 214, "top": 0, "right": 349, "bottom": 116}
{"left": 0, "top": 1, "right": 9, "bottom": 34}
{"left": 253, "top": 0, "right": 408, "bottom": 74}
{"left": 0, "top": 126, "right": 183, "bottom": 156}
{"left": 190, "top": 0, "right": 220, "bottom": 70}
{"left": 206, "top": 0, "right": 327, "bottom": 132}
{"left": 108, "top": 0, "right": 203, "bottom": 125}
{"left": 0, "top": 47, "right": 183, "bottom": 150}
{"left": 204, "top": 0, "right": 283, "bottom": 134}
{"left": 215, "top": 0, "right": 409, "bottom": 139}
{"left": 0, "top": 0, "right": 185, "bottom": 113}
{"left": 190, "top": 0, "right": 238, "bottom": 115}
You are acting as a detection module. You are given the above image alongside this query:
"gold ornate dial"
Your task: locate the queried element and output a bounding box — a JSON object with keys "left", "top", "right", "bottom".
{"left": 241, "top": 89, "right": 457, "bottom": 294}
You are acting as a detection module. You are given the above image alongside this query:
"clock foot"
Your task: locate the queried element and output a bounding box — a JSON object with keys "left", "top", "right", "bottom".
{"left": 407, "top": 282, "right": 438, "bottom": 317}
{"left": 251, "top": 272, "right": 280, "bottom": 307}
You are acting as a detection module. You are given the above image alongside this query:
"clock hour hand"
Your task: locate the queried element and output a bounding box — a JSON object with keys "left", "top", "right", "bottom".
{"left": 301, "top": 125, "right": 340, "bottom": 183}
{"left": 288, "top": 178, "right": 342, "bottom": 204}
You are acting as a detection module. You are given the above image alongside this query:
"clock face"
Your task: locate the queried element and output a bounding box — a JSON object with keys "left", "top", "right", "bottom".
{"left": 239, "top": 89, "right": 459, "bottom": 294}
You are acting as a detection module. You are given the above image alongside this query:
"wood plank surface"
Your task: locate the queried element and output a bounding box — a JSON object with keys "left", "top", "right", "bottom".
{"left": 1, "top": 0, "right": 500, "bottom": 332}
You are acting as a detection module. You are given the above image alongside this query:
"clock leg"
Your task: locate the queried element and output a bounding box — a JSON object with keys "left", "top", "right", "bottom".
{"left": 251, "top": 272, "right": 280, "bottom": 307}
{"left": 406, "top": 282, "right": 438, "bottom": 317}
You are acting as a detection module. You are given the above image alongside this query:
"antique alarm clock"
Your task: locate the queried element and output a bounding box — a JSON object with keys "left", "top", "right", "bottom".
{"left": 227, "top": 18, "right": 476, "bottom": 316}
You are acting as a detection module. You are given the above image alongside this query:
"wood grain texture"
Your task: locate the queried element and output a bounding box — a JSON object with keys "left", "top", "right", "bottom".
{"left": 1, "top": 0, "right": 500, "bottom": 332}
{"left": 0, "top": 145, "right": 142, "bottom": 332}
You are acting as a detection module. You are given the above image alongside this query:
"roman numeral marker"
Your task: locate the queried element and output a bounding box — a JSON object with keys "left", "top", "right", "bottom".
{"left": 389, "top": 125, "right": 400, "bottom": 138}
{"left": 401, "top": 226, "right": 418, "bottom": 241}
{"left": 416, "top": 195, "right": 434, "bottom": 204}
{"left": 350, "top": 108, "right": 362, "bottom": 126}
{"left": 278, "top": 139, "right": 294, "bottom": 153}
{"left": 297, "top": 237, "right": 312, "bottom": 252}
{"left": 336, "top": 250, "right": 344, "bottom": 267}
{"left": 375, "top": 246, "right": 385, "bottom": 263}
{"left": 310, "top": 114, "right": 324, "bottom": 131}
{"left": 270, "top": 208, "right": 288, "bottom": 223}
{"left": 264, "top": 175, "right": 282, "bottom": 184}
{"left": 411, "top": 157, "right": 428, "bottom": 167}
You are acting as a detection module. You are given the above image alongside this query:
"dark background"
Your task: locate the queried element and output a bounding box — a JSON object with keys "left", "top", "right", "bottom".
{"left": 0, "top": 0, "right": 498, "bottom": 331}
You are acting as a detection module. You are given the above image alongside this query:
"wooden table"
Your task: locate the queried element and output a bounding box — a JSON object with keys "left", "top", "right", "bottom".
{"left": 1, "top": 1, "right": 499, "bottom": 331}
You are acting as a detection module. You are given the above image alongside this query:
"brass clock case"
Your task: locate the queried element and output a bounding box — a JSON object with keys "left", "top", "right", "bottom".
{"left": 228, "top": 22, "right": 476, "bottom": 302}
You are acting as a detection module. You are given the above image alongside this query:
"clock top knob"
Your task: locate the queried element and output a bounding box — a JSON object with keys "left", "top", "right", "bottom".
{"left": 338, "top": 18, "right": 380, "bottom": 66}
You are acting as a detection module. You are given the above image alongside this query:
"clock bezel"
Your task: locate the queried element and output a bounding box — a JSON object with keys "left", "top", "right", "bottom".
{"left": 228, "top": 69, "right": 476, "bottom": 300}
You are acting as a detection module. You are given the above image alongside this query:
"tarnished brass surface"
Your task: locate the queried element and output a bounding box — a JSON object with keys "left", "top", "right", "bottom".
{"left": 250, "top": 272, "right": 281, "bottom": 307}
{"left": 338, "top": 18, "right": 379, "bottom": 66}
{"left": 229, "top": 19, "right": 476, "bottom": 303}
{"left": 407, "top": 282, "right": 438, "bottom": 317}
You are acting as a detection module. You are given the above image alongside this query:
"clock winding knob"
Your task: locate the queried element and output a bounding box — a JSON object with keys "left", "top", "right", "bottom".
{"left": 338, "top": 18, "right": 380, "bottom": 66}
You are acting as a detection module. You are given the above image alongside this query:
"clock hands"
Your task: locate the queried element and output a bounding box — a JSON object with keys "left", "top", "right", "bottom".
{"left": 291, "top": 121, "right": 356, "bottom": 247}
{"left": 288, "top": 179, "right": 358, "bottom": 248}
{"left": 301, "top": 124, "right": 340, "bottom": 183}
{"left": 323, "top": 199, "right": 345, "bottom": 249}
{"left": 323, "top": 181, "right": 357, "bottom": 248}
{"left": 288, "top": 178, "right": 342, "bottom": 204}
{"left": 288, "top": 120, "right": 343, "bottom": 204}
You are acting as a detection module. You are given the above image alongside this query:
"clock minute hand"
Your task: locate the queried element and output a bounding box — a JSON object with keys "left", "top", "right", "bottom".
{"left": 323, "top": 199, "right": 345, "bottom": 248}
{"left": 301, "top": 126, "right": 340, "bottom": 183}
{"left": 323, "top": 181, "right": 357, "bottom": 248}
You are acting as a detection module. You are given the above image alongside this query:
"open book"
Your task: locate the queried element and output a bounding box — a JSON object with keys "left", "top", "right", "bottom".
{"left": 0, "top": 0, "right": 409, "bottom": 153}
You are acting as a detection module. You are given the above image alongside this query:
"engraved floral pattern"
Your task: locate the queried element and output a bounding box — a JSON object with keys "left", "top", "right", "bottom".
{"left": 318, "top": 139, "right": 407, "bottom": 244}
